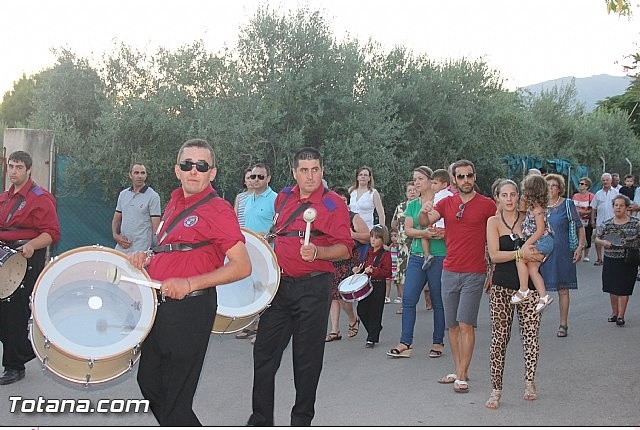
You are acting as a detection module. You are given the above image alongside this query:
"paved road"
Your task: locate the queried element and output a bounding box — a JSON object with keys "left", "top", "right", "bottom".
{"left": 2, "top": 256, "right": 638, "bottom": 426}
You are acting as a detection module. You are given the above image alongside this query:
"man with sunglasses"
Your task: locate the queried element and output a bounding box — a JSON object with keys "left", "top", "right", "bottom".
{"left": 127, "top": 139, "right": 251, "bottom": 426}
{"left": 418, "top": 159, "right": 496, "bottom": 394}
{"left": 247, "top": 147, "right": 352, "bottom": 426}
{"left": 236, "top": 163, "right": 277, "bottom": 341}
{"left": 0, "top": 151, "right": 60, "bottom": 385}
{"left": 112, "top": 162, "right": 161, "bottom": 254}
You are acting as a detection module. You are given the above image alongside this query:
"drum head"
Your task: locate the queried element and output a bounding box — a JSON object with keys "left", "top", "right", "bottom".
{"left": 338, "top": 274, "right": 369, "bottom": 294}
{"left": 0, "top": 246, "right": 27, "bottom": 299}
{"left": 32, "top": 246, "right": 156, "bottom": 360}
{"left": 213, "top": 229, "right": 279, "bottom": 333}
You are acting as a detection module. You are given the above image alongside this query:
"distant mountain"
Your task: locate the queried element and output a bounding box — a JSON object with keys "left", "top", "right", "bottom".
{"left": 521, "top": 74, "right": 632, "bottom": 111}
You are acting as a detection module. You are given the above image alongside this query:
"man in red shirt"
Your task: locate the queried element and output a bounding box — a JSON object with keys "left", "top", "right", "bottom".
{"left": 0, "top": 151, "right": 60, "bottom": 385}
{"left": 128, "top": 139, "right": 250, "bottom": 426}
{"left": 248, "top": 147, "right": 352, "bottom": 427}
{"left": 419, "top": 159, "right": 496, "bottom": 395}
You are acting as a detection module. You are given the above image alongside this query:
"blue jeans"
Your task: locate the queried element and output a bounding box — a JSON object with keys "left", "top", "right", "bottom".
{"left": 400, "top": 254, "right": 445, "bottom": 346}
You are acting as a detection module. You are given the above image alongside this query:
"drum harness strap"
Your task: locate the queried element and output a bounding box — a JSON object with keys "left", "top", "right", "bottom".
{"left": 148, "top": 191, "right": 218, "bottom": 303}
{"left": 265, "top": 187, "right": 329, "bottom": 240}
{"left": 1, "top": 183, "right": 36, "bottom": 226}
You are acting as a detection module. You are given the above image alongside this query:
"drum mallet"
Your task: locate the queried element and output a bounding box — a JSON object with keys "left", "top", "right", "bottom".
{"left": 303, "top": 208, "right": 317, "bottom": 246}
{"left": 106, "top": 265, "right": 162, "bottom": 290}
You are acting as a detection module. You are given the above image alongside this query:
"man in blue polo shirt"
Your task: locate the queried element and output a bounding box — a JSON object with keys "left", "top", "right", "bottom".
{"left": 244, "top": 163, "right": 277, "bottom": 236}
{"left": 236, "top": 162, "right": 277, "bottom": 341}
{"left": 112, "top": 162, "right": 162, "bottom": 254}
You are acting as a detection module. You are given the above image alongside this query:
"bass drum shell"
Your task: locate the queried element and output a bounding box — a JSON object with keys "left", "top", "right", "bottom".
{"left": 213, "top": 228, "right": 280, "bottom": 334}
{"left": 30, "top": 246, "right": 156, "bottom": 385}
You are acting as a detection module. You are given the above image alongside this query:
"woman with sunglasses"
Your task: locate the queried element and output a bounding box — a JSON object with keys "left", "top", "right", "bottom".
{"left": 572, "top": 177, "right": 595, "bottom": 262}
{"left": 387, "top": 166, "right": 445, "bottom": 359}
{"left": 539, "top": 174, "right": 585, "bottom": 338}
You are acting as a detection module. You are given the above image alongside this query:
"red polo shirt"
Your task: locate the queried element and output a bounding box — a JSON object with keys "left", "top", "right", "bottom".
{"left": 0, "top": 179, "right": 60, "bottom": 244}
{"left": 274, "top": 185, "right": 352, "bottom": 278}
{"left": 148, "top": 185, "right": 245, "bottom": 281}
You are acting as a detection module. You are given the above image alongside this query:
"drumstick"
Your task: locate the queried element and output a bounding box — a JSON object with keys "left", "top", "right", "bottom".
{"left": 303, "top": 208, "right": 317, "bottom": 246}
{"left": 119, "top": 275, "right": 162, "bottom": 290}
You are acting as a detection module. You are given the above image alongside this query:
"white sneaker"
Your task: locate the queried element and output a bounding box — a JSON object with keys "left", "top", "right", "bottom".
{"left": 384, "top": 297, "right": 391, "bottom": 304}
{"left": 394, "top": 297, "right": 402, "bottom": 304}
{"left": 582, "top": 257, "right": 590, "bottom": 262}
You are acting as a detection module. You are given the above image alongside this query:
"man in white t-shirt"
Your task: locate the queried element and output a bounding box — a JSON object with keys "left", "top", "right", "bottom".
{"left": 590, "top": 173, "right": 619, "bottom": 265}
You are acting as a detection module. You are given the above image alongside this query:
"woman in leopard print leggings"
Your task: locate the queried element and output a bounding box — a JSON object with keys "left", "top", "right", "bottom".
{"left": 484, "top": 179, "right": 544, "bottom": 409}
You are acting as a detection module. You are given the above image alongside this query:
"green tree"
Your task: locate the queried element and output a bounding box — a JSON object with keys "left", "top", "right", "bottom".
{"left": 0, "top": 74, "right": 37, "bottom": 127}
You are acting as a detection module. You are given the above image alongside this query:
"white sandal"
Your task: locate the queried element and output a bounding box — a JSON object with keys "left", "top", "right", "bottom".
{"left": 535, "top": 294, "right": 554, "bottom": 313}
{"left": 510, "top": 289, "right": 530, "bottom": 304}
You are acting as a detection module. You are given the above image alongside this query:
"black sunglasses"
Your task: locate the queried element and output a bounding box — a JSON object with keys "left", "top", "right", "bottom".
{"left": 456, "top": 203, "right": 466, "bottom": 220}
{"left": 179, "top": 160, "right": 212, "bottom": 173}
{"left": 579, "top": 182, "right": 587, "bottom": 186}
{"left": 250, "top": 174, "right": 266, "bottom": 180}
{"left": 456, "top": 173, "right": 475, "bottom": 180}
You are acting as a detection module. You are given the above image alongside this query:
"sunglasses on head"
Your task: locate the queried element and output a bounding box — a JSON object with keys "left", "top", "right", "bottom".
{"left": 456, "top": 173, "right": 475, "bottom": 180}
{"left": 250, "top": 174, "right": 266, "bottom": 180}
{"left": 179, "top": 160, "right": 212, "bottom": 173}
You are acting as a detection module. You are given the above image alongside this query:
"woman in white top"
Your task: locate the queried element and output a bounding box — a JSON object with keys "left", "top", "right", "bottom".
{"left": 348, "top": 166, "right": 385, "bottom": 229}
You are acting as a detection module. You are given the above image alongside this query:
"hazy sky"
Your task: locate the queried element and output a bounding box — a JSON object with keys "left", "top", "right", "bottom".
{"left": 1, "top": 0, "right": 638, "bottom": 95}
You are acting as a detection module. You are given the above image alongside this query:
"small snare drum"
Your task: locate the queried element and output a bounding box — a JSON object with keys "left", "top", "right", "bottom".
{"left": 338, "top": 274, "right": 372, "bottom": 302}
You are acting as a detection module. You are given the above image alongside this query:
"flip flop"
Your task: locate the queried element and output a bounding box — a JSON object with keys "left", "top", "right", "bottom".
{"left": 438, "top": 373, "right": 458, "bottom": 384}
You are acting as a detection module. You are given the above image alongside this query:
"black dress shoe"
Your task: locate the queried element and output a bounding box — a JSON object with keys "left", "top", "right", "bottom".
{"left": 0, "top": 369, "right": 25, "bottom": 385}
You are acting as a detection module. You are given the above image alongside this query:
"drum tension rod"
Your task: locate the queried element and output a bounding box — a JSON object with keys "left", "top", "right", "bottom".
{"left": 128, "top": 359, "right": 134, "bottom": 371}
{"left": 84, "top": 374, "right": 91, "bottom": 388}
{"left": 87, "top": 358, "right": 94, "bottom": 369}
{"left": 42, "top": 356, "right": 48, "bottom": 370}
{"left": 44, "top": 337, "right": 51, "bottom": 349}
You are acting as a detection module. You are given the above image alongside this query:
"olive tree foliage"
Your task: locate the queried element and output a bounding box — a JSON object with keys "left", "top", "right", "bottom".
{"left": 7, "top": 5, "right": 638, "bottom": 213}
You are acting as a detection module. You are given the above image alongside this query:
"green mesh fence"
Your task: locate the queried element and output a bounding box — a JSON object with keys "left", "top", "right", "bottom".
{"left": 53, "top": 155, "right": 115, "bottom": 254}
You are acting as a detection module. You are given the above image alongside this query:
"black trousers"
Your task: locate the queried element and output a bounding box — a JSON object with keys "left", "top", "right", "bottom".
{"left": 137, "top": 292, "right": 217, "bottom": 427}
{"left": 248, "top": 273, "right": 331, "bottom": 427}
{"left": 357, "top": 279, "right": 386, "bottom": 343}
{"left": 0, "top": 248, "right": 45, "bottom": 371}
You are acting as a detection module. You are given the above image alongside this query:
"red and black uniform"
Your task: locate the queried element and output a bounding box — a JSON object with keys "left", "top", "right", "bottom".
{"left": 0, "top": 178, "right": 60, "bottom": 372}
{"left": 137, "top": 185, "right": 244, "bottom": 426}
{"left": 249, "top": 184, "right": 352, "bottom": 427}
{"left": 357, "top": 247, "right": 392, "bottom": 344}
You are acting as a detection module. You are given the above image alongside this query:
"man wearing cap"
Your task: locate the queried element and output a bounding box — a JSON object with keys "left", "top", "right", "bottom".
{"left": 0, "top": 150, "right": 60, "bottom": 385}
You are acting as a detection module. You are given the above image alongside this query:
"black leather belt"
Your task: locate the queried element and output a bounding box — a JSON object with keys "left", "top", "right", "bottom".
{"left": 281, "top": 271, "right": 327, "bottom": 282}
{"left": 158, "top": 287, "right": 212, "bottom": 302}
{"left": 2, "top": 239, "right": 30, "bottom": 248}
{"left": 277, "top": 231, "right": 324, "bottom": 238}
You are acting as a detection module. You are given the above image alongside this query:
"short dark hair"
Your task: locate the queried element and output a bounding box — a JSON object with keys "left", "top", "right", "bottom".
{"left": 129, "top": 162, "right": 146, "bottom": 173}
{"left": 252, "top": 162, "right": 271, "bottom": 177}
{"left": 613, "top": 194, "right": 631, "bottom": 207}
{"left": 293, "top": 147, "right": 322, "bottom": 169}
{"left": 431, "top": 169, "right": 450, "bottom": 184}
{"left": 177, "top": 138, "right": 216, "bottom": 167}
{"left": 624, "top": 174, "right": 635, "bottom": 181}
{"left": 8, "top": 151, "right": 32, "bottom": 170}
{"left": 331, "top": 186, "right": 350, "bottom": 202}
{"left": 241, "top": 167, "right": 252, "bottom": 187}
{"left": 452, "top": 159, "right": 475, "bottom": 176}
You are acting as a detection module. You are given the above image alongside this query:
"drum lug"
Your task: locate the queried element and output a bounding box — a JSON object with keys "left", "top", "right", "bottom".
{"left": 84, "top": 374, "right": 91, "bottom": 387}
{"left": 42, "top": 356, "right": 49, "bottom": 371}
{"left": 132, "top": 343, "right": 141, "bottom": 355}
{"left": 128, "top": 359, "right": 134, "bottom": 371}
{"left": 87, "top": 358, "right": 94, "bottom": 369}
{"left": 43, "top": 337, "right": 51, "bottom": 349}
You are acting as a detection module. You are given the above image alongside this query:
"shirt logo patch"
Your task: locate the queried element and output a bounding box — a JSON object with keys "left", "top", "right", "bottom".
{"left": 18, "top": 201, "right": 26, "bottom": 211}
{"left": 184, "top": 215, "right": 198, "bottom": 227}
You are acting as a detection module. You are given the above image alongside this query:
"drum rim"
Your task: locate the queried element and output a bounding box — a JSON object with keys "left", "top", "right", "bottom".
{"left": 337, "top": 273, "right": 369, "bottom": 294}
{"left": 31, "top": 245, "right": 157, "bottom": 360}
{"left": 215, "top": 228, "right": 280, "bottom": 318}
